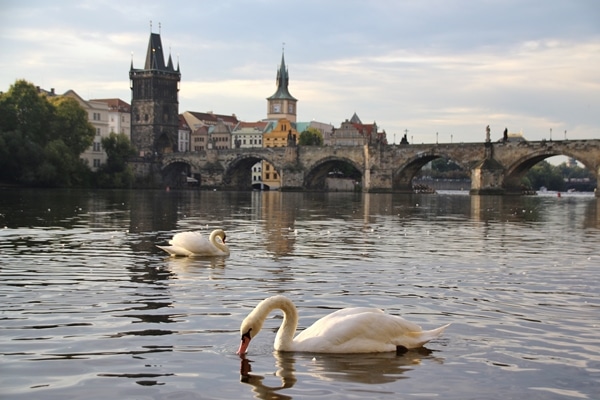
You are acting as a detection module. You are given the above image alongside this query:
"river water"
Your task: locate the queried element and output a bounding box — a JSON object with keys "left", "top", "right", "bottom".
{"left": 0, "top": 189, "right": 599, "bottom": 399}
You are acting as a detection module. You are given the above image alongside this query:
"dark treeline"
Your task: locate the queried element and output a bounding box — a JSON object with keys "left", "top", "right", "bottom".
{"left": 0, "top": 80, "right": 135, "bottom": 188}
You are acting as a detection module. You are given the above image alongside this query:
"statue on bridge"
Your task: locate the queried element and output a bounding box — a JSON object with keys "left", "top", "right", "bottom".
{"left": 486, "top": 125, "right": 491, "bottom": 142}
{"left": 287, "top": 130, "right": 297, "bottom": 147}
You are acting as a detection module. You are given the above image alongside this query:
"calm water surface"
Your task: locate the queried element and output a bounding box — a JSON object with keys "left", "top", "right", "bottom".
{"left": 1, "top": 189, "right": 599, "bottom": 399}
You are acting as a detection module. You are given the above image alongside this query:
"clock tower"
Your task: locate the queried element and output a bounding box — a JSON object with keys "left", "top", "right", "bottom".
{"left": 267, "top": 51, "right": 297, "bottom": 122}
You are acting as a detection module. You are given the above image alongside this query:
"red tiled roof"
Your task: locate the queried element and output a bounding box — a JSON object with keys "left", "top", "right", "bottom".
{"left": 188, "top": 111, "right": 239, "bottom": 125}
{"left": 178, "top": 114, "right": 190, "bottom": 130}
{"left": 91, "top": 98, "right": 131, "bottom": 113}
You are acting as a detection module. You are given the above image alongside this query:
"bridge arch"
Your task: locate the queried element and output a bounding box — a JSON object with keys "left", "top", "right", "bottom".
{"left": 504, "top": 147, "right": 599, "bottom": 193}
{"left": 223, "top": 153, "right": 280, "bottom": 190}
{"left": 304, "top": 156, "right": 363, "bottom": 190}
{"left": 392, "top": 151, "right": 469, "bottom": 192}
{"left": 162, "top": 160, "right": 194, "bottom": 188}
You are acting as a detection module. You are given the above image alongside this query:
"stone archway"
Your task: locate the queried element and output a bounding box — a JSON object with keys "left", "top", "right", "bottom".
{"left": 304, "top": 157, "right": 363, "bottom": 191}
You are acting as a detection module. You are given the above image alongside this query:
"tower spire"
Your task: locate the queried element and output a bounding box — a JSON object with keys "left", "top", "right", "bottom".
{"left": 266, "top": 46, "right": 298, "bottom": 122}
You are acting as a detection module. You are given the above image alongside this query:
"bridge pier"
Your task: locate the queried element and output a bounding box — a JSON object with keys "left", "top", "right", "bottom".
{"left": 469, "top": 157, "right": 505, "bottom": 195}
{"left": 280, "top": 168, "right": 305, "bottom": 191}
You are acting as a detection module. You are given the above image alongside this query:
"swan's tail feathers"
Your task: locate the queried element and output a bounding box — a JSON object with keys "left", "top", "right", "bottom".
{"left": 156, "top": 245, "right": 174, "bottom": 255}
{"left": 408, "top": 323, "right": 450, "bottom": 348}
{"left": 156, "top": 245, "right": 191, "bottom": 256}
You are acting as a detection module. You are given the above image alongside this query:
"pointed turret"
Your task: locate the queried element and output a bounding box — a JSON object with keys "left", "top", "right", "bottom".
{"left": 144, "top": 33, "right": 166, "bottom": 70}
{"left": 268, "top": 51, "right": 297, "bottom": 101}
{"left": 266, "top": 50, "right": 298, "bottom": 122}
{"left": 167, "top": 53, "right": 174, "bottom": 71}
{"left": 350, "top": 112, "right": 362, "bottom": 124}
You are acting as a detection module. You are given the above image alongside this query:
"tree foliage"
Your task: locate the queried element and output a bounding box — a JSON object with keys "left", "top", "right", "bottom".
{"left": 298, "top": 127, "right": 324, "bottom": 146}
{"left": 523, "top": 160, "right": 595, "bottom": 191}
{"left": 0, "top": 80, "right": 95, "bottom": 187}
{"left": 428, "top": 158, "right": 470, "bottom": 179}
{"left": 95, "top": 132, "right": 136, "bottom": 188}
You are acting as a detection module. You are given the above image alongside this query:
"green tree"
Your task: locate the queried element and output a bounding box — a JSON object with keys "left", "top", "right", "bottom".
{"left": 429, "top": 158, "right": 469, "bottom": 179}
{"left": 298, "top": 127, "right": 324, "bottom": 146}
{"left": 48, "top": 96, "right": 95, "bottom": 156}
{"left": 0, "top": 79, "right": 53, "bottom": 144}
{"left": 524, "top": 160, "right": 595, "bottom": 191}
{"left": 525, "top": 161, "right": 565, "bottom": 191}
{"left": 0, "top": 79, "right": 94, "bottom": 186}
{"left": 95, "top": 132, "right": 136, "bottom": 188}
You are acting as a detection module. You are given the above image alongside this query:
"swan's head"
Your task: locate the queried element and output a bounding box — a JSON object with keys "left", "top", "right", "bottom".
{"left": 212, "top": 229, "right": 227, "bottom": 243}
{"left": 236, "top": 312, "right": 264, "bottom": 355}
{"left": 236, "top": 296, "right": 295, "bottom": 355}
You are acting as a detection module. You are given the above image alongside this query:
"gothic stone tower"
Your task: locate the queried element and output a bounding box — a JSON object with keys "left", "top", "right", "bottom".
{"left": 130, "top": 31, "right": 181, "bottom": 157}
{"left": 267, "top": 51, "right": 297, "bottom": 122}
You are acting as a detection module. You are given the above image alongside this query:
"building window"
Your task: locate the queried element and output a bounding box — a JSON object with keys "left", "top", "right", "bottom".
{"left": 93, "top": 159, "right": 101, "bottom": 168}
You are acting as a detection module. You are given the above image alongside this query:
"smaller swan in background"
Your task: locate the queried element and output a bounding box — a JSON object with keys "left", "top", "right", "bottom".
{"left": 157, "top": 229, "right": 230, "bottom": 256}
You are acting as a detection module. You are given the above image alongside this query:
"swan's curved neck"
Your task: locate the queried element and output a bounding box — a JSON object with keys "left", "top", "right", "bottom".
{"left": 257, "top": 296, "right": 299, "bottom": 351}
{"left": 209, "top": 230, "right": 228, "bottom": 253}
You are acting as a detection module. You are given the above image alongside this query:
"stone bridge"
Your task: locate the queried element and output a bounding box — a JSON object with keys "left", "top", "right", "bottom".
{"left": 158, "top": 139, "right": 600, "bottom": 195}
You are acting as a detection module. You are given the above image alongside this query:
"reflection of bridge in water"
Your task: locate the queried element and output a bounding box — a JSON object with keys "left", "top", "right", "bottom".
{"left": 153, "top": 139, "right": 599, "bottom": 195}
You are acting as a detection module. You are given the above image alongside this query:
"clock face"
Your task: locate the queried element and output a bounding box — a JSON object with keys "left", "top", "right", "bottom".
{"left": 273, "top": 103, "right": 281, "bottom": 113}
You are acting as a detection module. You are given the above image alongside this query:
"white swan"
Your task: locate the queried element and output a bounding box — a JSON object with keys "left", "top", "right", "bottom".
{"left": 156, "top": 229, "right": 230, "bottom": 256}
{"left": 237, "top": 295, "right": 449, "bottom": 354}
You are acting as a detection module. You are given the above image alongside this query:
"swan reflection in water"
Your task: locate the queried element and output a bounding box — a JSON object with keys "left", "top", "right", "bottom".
{"left": 239, "top": 348, "right": 444, "bottom": 399}
{"left": 164, "top": 255, "right": 227, "bottom": 280}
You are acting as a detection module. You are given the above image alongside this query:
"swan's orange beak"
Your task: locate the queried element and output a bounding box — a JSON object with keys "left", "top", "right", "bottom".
{"left": 237, "top": 335, "right": 250, "bottom": 355}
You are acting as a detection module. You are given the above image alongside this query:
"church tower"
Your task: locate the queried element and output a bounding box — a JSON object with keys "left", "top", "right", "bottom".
{"left": 130, "top": 27, "right": 181, "bottom": 157}
{"left": 267, "top": 51, "right": 297, "bottom": 122}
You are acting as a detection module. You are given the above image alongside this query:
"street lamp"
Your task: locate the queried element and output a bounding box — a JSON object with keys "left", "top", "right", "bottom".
{"left": 436, "top": 132, "right": 438, "bottom": 144}
{"left": 451, "top": 134, "right": 453, "bottom": 144}
{"left": 550, "top": 128, "right": 552, "bottom": 141}
{"left": 564, "top": 130, "right": 567, "bottom": 140}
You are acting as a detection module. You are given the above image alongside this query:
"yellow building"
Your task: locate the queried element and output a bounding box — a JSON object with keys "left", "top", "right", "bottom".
{"left": 262, "top": 118, "right": 298, "bottom": 189}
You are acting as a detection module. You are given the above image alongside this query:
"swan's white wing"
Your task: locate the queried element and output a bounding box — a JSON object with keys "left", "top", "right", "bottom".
{"left": 170, "top": 231, "right": 217, "bottom": 255}
{"left": 293, "top": 307, "right": 442, "bottom": 353}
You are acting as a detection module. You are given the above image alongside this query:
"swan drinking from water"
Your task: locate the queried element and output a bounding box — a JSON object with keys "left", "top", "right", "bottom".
{"left": 156, "top": 229, "right": 230, "bottom": 256}
{"left": 237, "top": 295, "right": 449, "bottom": 354}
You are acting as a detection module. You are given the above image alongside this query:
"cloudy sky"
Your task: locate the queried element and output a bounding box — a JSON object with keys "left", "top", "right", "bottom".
{"left": 1, "top": 0, "right": 599, "bottom": 144}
